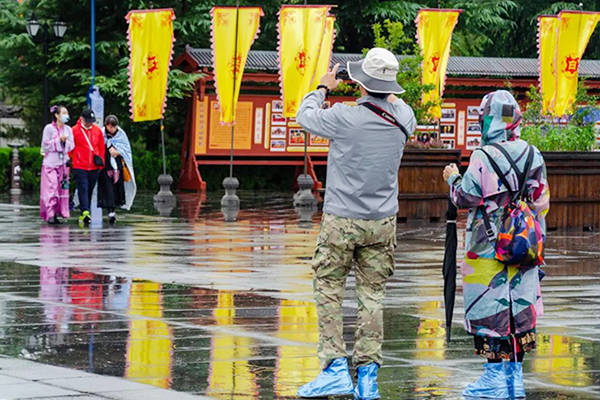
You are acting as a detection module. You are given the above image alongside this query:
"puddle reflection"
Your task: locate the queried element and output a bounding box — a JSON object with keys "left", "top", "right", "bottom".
{"left": 207, "top": 291, "right": 257, "bottom": 399}
{"left": 126, "top": 281, "right": 173, "bottom": 389}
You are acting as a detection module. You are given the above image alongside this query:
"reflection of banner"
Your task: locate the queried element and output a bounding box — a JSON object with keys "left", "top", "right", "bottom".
{"left": 211, "top": 6, "right": 263, "bottom": 124}
{"left": 538, "top": 16, "right": 559, "bottom": 115}
{"left": 532, "top": 334, "right": 592, "bottom": 387}
{"left": 309, "top": 16, "right": 336, "bottom": 92}
{"left": 275, "top": 300, "right": 319, "bottom": 397}
{"left": 126, "top": 282, "right": 173, "bottom": 389}
{"left": 553, "top": 11, "right": 600, "bottom": 116}
{"left": 278, "top": 5, "right": 333, "bottom": 117}
{"left": 207, "top": 291, "right": 257, "bottom": 398}
{"left": 415, "top": 9, "right": 461, "bottom": 119}
{"left": 126, "top": 9, "right": 175, "bottom": 122}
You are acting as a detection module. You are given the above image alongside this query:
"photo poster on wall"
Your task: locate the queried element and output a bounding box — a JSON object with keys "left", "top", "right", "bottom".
{"left": 467, "top": 121, "right": 482, "bottom": 135}
{"left": 442, "top": 139, "right": 455, "bottom": 149}
{"left": 288, "top": 128, "right": 306, "bottom": 145}
{"left": 440, "top": 124, "right": 455, "bottom": 138}
{"left": 414, "top": 124, "right": 438, "bottom": 145}
{"left": 466, "top": 136, "right": 482, "bottom": 150}
{"left": 441, "top": 107, "right": 456, "bottom": 123}
{"left": 467, "top": 105, "right": 481, "bottom": 120}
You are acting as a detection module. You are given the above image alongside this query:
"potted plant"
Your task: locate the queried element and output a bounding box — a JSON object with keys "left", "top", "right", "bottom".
{"left": 521, "top": 85, "right": 600, "bottom": 230}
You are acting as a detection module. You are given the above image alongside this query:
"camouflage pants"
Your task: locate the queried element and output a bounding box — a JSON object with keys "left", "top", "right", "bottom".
{"left": 312, "top": 213, "right": 396, "bottom": 369}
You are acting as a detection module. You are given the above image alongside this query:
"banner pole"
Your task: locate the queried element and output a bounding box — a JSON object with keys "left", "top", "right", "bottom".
{"left": 303, "top": 0, "right": 308, "bottom": 177}
{"left": 221, "top": 0, "right": 241, "bottom": 222}
{"left": 229, "top": 1, "right": 240, "bottom": 179}
{"left": 160, "top": 119, "right": 167, "bottom": 175}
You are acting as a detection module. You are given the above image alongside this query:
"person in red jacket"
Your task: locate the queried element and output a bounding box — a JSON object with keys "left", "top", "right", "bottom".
{"left": 71, "top": 109, "right": 105, "bottom": 226}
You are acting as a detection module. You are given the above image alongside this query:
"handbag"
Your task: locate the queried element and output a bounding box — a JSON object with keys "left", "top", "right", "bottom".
{"left": 122, "top": 164, "right": 131, "bottom": 182}
{"left": 81, "top": 129, "right": 104, "bottom": 167}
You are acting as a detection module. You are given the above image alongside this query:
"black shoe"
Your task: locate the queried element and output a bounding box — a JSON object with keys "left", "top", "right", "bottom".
{"left": 48, "top": 216, "right": 62, "bottom": 225}
{"left": 108, "top": 212, "right": 117, "bottom": 225}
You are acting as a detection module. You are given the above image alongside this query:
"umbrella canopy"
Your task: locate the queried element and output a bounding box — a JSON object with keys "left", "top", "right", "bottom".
{"left": 442, "top": 198, "right": 458, "bottom": 342}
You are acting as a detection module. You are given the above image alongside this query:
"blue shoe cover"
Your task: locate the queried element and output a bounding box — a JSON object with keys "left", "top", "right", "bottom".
{"left": 463, "top": 362, "right": 509, "bottom": 399}
{"left": 297, "top": 357, "right": 354, "bottom": 398}
{"left": 505, "top": 362, "right": 525, "bottom": 399}
{"left": 354, "top": 363, "right": 380, "bottom": 400}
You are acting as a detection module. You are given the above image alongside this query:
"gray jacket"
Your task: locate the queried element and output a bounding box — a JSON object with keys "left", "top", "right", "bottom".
{"left": 297, "top": 90, "right": 416, "bottom": 220}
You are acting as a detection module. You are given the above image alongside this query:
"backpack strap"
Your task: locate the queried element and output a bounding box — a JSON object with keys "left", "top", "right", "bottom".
{"left": 360, "top": 102, "right": 409, "bottom": 140}
{"left": 478, "top": 147, "right": 515, "bottom": 197}
{"left": 476, "top": 144, "right": 535, "bottom": 242}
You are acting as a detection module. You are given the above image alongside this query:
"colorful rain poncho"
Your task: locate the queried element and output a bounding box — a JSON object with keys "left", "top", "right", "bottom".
{"left": 448, "top": 90, "right": 550, "bottom": 357}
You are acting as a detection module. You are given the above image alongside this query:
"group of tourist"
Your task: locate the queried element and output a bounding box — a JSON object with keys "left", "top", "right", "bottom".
{"left": 296, "top": 48, "right": 548, "bottom": 400}
{"left": 40, "top": 107, "right": 136, "bottom": 226}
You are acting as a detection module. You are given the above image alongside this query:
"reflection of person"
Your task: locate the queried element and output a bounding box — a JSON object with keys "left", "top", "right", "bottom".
{"left": 443, "top": 90, "right": 550, "bottom": 399}
{"left": 296, "top": 48, "right": 416, "bottom": 399}
{"left": 71, "top": 109, "right": 105, "bottom": 226}
{"left": 98, "top": 115, "right": 136, "bottom": 224}
{"left": 40, "top": 105, "right": 74, "bottom": 224}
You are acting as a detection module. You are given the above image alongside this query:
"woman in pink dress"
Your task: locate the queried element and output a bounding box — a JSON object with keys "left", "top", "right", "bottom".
{"left": 40, "top": 105, "right": 74, "bottom": 224}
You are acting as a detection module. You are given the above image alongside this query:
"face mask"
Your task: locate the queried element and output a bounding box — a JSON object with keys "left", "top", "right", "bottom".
{"left": 60, "top": 114, "right": 70, "bottom": 124}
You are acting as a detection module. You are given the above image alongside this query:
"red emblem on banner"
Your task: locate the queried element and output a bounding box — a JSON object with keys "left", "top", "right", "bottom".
{"left": 229, "top": 53, "right": 242, "bottom": 76}
{"left": 430, "top": 56, "right": 440, "bottom": 73}
{"left": 144, "top": 54, "right": 159, "bottom": 78}
{"left": 564, "top": 56, "right": 580, "bottom": 74}
{"left": 295, "top": 50, "right": 308, "bottom": 75}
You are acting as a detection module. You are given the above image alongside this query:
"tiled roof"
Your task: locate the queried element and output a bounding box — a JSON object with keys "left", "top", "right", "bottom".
{"left": 183, "top": 45, "right": 600, "bottom": 78}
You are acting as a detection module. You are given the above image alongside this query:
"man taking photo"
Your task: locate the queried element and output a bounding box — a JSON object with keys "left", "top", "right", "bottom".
{"left": 296, "top": 48, "right": 416, "bottom": 399}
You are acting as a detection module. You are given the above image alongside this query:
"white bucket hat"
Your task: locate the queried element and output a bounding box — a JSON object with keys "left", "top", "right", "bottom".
{"left": 347, "top": 47, "right": 404, "bottom": 94}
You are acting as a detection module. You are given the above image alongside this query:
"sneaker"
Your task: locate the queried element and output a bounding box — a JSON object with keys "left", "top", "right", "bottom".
{"left": 79, "top": 210, "right": 91, "bottom": 227}
{"left": 297, "top": 357, "right": 354, "bottom": 398}
{"left": 108, "top": 212, "right": 117, "bottom": 225}
{"left": 463, "top": 362, "right": 509, "bottom": 399}
{"left": 354, "top": 363, "right": 380, "bottom": 400}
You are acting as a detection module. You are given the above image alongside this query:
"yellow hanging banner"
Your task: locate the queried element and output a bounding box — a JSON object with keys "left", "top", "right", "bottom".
{"left": 553, "top": 10, "right": 600, "bottom": 116}
{"left": 415, "top": 9, "right": 461, "bottom": 119}
{"left": 538, "top": 15, "right": 560, "bottom": 115}
{"left": 279, "top": 5, "right": 333, "bottom": 117}
{"left": 126, "top": 9, "right": 175, "bottom": 122}
{"left": 309, "top": 16, "right": 336, "bottom": 92}
{"left": 211, "top": 6, "right": 263, "bottom": 124}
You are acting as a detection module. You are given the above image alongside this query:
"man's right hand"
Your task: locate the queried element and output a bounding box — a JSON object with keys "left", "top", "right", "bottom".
{"left": 320, "top": 63, "right": 342, "bottom": 91}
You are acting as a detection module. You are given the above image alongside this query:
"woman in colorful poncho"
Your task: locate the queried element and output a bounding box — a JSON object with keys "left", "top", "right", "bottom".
{"left": 443, "top": 90, "right": 550, "bottom": 399}
{"left": 97, "top": 115, "right": 136, "bottom": 224}
{"left": 40, "top": 105, "right": 74, "bottom": 224}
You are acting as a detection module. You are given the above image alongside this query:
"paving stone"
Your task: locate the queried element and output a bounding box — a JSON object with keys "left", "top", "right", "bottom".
{"left": 0, "top": 193, "right": 598, "bottom": 399}
{"left": 0, "top": 382, "right": 80, "bottom": 399}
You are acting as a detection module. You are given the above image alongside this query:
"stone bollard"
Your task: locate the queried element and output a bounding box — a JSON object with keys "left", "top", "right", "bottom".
{"left": 221, "top": 176, "right": 240, "bottom": 222}
{"left": 8, "top": 143, "right": 23, "bottom": 196}
{"left": 153, "top": 174, "right": 176, "bottom": 215}
{"left": 293, "top": 174, "right": 317, "bottom": 223}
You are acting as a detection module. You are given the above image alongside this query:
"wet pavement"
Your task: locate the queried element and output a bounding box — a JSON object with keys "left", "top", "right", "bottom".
{"left": 0, "top": 191, "right": 599, "bottom": 399}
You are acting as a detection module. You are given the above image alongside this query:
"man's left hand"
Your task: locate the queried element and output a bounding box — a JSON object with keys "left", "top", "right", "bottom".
{"left": 320, "top": 63, "right": 342, "bottom": 92}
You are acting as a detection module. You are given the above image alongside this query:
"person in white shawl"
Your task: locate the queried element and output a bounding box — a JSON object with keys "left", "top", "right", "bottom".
{"left": 97, "top": 115, "right": 136, "bottom": 224}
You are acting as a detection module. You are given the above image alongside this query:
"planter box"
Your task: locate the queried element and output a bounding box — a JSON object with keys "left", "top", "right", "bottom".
{"left": 397, "top": 149, "right": 461, "bottom": 222}
{"left": 396, "top": 149, "right": 600, "bottom": 230}
{"left": 543, "top": 151, "right": 600, "bottom": 230}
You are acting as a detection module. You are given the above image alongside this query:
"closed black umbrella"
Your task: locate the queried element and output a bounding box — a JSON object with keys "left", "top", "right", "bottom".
{"left": 442, "top": 198, "right": 458, "bottom": 342}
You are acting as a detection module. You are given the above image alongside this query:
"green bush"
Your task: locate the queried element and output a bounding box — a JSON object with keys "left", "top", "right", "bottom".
{"left": 0, "top": 148, "right": 10, "bottom": 190}
{"left": 521, "top": 124, "right": 597, "bottom": 152}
